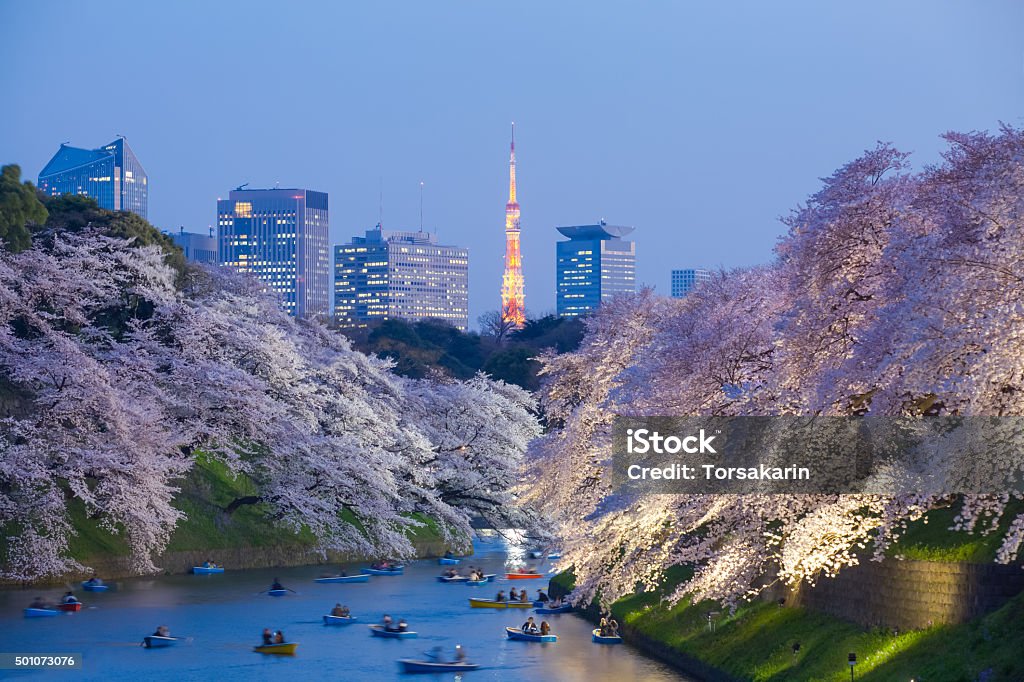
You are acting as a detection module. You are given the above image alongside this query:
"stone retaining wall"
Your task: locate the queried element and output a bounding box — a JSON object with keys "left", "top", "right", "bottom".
{"left": 787, "top": 559, "right": 1024, "bottom": 630}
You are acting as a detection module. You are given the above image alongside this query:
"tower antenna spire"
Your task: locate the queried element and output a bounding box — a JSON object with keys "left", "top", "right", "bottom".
{"left": 378, "top": 177, "right": 383, "bottom": 229}
{"left": 419, "top": 181, "right": 424, "bottom": 231}
{"left": 501, "top": 123, "right": 525, "bottom": 329}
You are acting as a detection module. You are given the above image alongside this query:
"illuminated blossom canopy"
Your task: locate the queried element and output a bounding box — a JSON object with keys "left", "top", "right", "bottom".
{"left": 525, "top": 125, "right": 1024, "bottom": 608}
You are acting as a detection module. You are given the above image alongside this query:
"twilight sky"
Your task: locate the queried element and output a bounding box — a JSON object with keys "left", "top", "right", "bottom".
{"left": 2, "top": 1, "right": 1022, "bottom": 326}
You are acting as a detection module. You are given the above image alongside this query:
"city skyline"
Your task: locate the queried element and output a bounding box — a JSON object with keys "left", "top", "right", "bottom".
{"left": 2, "top": 2, "right": 1022, "bottom": 326}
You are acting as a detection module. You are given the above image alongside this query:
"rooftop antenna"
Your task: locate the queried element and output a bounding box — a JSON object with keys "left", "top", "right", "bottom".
{"left": 379, "top": 177, "right": 384, "bottom": 229}
{"left": 419, "top": 181, "right": 425, "bottom": 232}
{"left": 235, "top": 182, "right": 249, "bottom": 191}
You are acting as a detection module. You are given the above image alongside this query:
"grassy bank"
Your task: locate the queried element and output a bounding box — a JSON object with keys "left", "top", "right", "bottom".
{"left": 552, "top": 549, "right": 1024, "bottom": 681}
{"left": 66, "top": 457, "right": 449, "bottom": 573}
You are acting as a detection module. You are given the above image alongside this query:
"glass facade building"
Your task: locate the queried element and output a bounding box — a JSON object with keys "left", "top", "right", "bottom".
{"left": 169, "top": 228, "right": 218, "bottom": 264}
{"left": 217, "top": 188, "right": 330, "bottom": 319}
{"left": 334, "top": 226, "right": 469, "bottom": 331}
{"left": 556, "top": 221, "right": 636, "bottom": 317}
{"left": 38, "top": 138, "right": 148, "bottom": 219}
{"left": 671, "top": 268, "right": 712, "bottom": 297}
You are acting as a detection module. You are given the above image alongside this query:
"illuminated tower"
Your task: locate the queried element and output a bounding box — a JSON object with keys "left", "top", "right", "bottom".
{"left": 501, "top": 124, "right": 526, "bottom": 328}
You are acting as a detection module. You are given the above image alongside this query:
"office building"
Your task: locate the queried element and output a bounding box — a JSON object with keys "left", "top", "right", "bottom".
{"left": 555, "top": 221, "right": 636, "bottom": 317}
{"left": 217, "top": 187, "right": 330, "bottom": 318}
{"left": 38, "top": 138, "right": 148, "bottom": 219}
{"left": 169, "top": 228, "right": 218, "bottom": 264}
{"left": 334, "top": 226, "right": 469, "bottom": 330}
{"left": 671, "top": 268, "right": 712, "bottom": 298}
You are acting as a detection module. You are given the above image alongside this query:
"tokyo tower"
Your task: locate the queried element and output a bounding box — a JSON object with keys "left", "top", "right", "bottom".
{"left": 501, "top": 123, "right": 526, "bottom": 328}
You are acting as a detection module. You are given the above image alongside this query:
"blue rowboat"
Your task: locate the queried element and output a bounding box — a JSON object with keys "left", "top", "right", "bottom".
{"left": 436, "top": 575, "right": 468, "bottom": 583}
{"left": 315, "top": 574, "right": 370, "bottom": 583}
{"left": 192, "top": 566, "right": 224, "bottom": 574}
{"left": 484, "top": 574, "right": 496, "bottom": 582}
{"left": 267, "top": 589, "right": 288, "bottom": 597}
{"left": 398, "top": 659, "right": 481, "bottom": 673}
{"left": 547, "top": 553, "right": 561, "bottom": 560}
{"left": 323, "top": 615, "right": 357, "bottom": 625}
{"left": 438, "top": 557, "right": 460, "bottom": 565}
{"left": 535, "top": 604, "right": 572, "bottom": 614}
{"left": 364, "top": 566, "right": 404, "bottom": 576}
{"left": 81, "top": 582, "right": 108, "bottom": 592}
{"left": 465, "top": 578, "right": 487, "bottom": 586}
{"left": 143, "top": 635, "right": 181, "bottom": 648}
{"left": 24, "top": 608, "right": 59, "bottom": 618}
{"left": 592, "top": 629, "right": 623, "bottom": 644}
{"left": 369, "top": 624, "right": 417, "bottom": 639}
{"left": 505, "top": 626, "right": 556, "bottom": 643}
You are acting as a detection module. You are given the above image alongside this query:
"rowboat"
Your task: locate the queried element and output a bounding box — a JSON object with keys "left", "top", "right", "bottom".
{"left": 267, "top": 589, "right": 288, "bottom": 597}
{"left": 436, "top": 575, "right": 468, "bottom": 583}
{"left": 438, "top": 557, "right": 460, "bottom": 565}
{"left": 505, "top": 626, "right": 557, "bottom": 642}
{"left": 81, "top": 582, "right": 108, "bottom": 592}
{"left": 484, "top": 574, "right": 496, "bottom": 582}
{"left": 468, "top": 598, "right": 533, "bottom": 609}
{"left": 398, "top": 659, "right": 481, "bottom": 673}
{"left": 547, "top": 553, "right": 561, "bottom": 560}
{"left": 368, "top": 624, "right": 417, "bottom": 638}
{"left": 363, "top": 566, "right": 404, "bottom": 576}
{"left": 535, "top": 604, "right": 572, "bottom": 614}
{"left": 592, "top": 629, "right": 623, "bottom": 644}
{"left": 253, "top": 642, "right": 298, "bottom": 655}
{"left": 315, "top": 574, "right": 370, "bottom": 583}
{"left": 57, "top": 602, "right": 82, "bottom": 612}
{"left": 143, "top": 635, "right": 181, "bottom": 648}
{"left": 506, "top": 572, "right": 543, "bottom": 580}
{"left": 465, "top": 579, "right": 487, "bottom": 586}
{"left": 323, "top": 615, "right": 357, "bottom": 625}
{"left": 24, "top": 608, "right": 58, "bottom": 618}
{"left": 192, "top": 566, "right": 224, "bottom": 574}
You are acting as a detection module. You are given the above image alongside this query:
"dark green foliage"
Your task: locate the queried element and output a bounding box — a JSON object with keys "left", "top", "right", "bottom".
{"left": 0, "top": 165, "right": 48, "bottom": 252}
{"left": 38, "top": 193, "right": 186, "bottom": 278}
{"left": 346, "top": 315, "right": 583, "bottom": 389}
{"left": 482, "top": 347, "right": 542, "bottom": 391}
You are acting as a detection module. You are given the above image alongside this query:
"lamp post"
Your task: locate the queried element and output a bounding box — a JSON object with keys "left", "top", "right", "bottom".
{"left": 792, "top": 642, "right": 800, "bottom": 658}
{"left": 848, "top": 652, "right": 857, "bottom": 681}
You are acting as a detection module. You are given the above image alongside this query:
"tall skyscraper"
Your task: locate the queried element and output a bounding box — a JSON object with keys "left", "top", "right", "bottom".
{"left": 334, "top": 226, "right": 469, "bottom": 331}
{"left": 556, "top": 221, "right": 636, "bottom": 317}
{"left": 38, "top": 138, "right": 148, "bottom": 219}
{"left": 168, "top": 228, "right": 218, "bottom": 264}
{"left": 217, "top": 187, "right": 330, "bottom": 319}
{"left": 500, "top": 124, "right": 526, "bottom": 328}
{"left": 671, "top": 268, "right": 712, "bottom": 298}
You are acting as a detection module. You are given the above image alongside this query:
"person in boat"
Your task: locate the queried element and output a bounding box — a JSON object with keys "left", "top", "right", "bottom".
{"left": 274, "top": 630, "right": 285, "bottom": 644}
{"left": 536, "top": 589, "right": 549, "bottom": 602}
{"left": 330, "top": 603, "right": 345, "bottom": 617}
{"left": 495, "top": 590, "right": 506, "bottom": 602}
{"left": 85, "top": 575, "right": 103, "bottom": 586}
{"left": 444, "top": 550, "right": 454, "bottom": 559}
{"left": 397, "top": 618, "right": 408, "bottom": 632}
{"left": 599, "top": 616, "right": 610, "bottom": 636}
{"left": 269, "top": 578, "right": 285, "bottom": 591}
{"left": 338, "top": 569, "right": 347, "bottom": 576}
{"left": 509, "top": 587, "right": 518, "bottom": 601}
{"left": 29, "top": 596, "right": 47, "bottom": 609}
{"left": 608, "top": 617, "right": 620, "bottom": 635}
{"left": 540, "top": 621, "right": 551, "bottom": 636}
{"left": 62, "top": 591, "right": 79, "bottom": 604}
{"left": 153, "top": 625, "right": 170, "bottom": 638}
{"left": 382, "top": 614, "right": 394, "bottom": 630}
{"left": 519, "top": 590, "right": 530, "bottom": 603}
{"left": 262, "top": 628, "right": 273, "bottom": 646}
{"left": 521, "top": 616, "right": 539, "bottom": 634}
{"left": 203, "top": 559, "right": 216, "bottom": 568}
{"left": 454, "top": 644, "right": 466, "bottom": 662}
